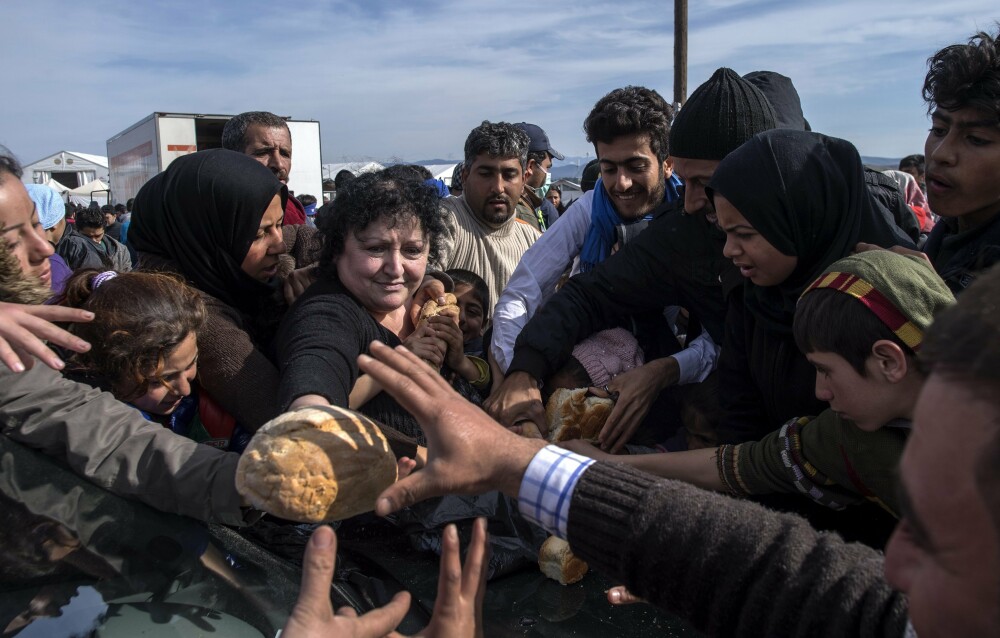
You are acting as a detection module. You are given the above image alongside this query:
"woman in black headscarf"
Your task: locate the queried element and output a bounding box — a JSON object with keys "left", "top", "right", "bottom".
{"left": 706, "top": 129, "right": 913, "bottom": 444}
{"left": 128, "top": 149, "right": 312, "bottom": 435}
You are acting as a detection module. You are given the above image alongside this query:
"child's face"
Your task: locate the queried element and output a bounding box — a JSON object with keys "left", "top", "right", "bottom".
{"left": 454, "top": 283, "right": 485, "bottom": 344}
{"left": 130, "top": 332, "right": 199, "bottom": 416}
{"left": 925, "top": 107, "right": 1000, "bottom": 227}
{"left": 806, "top": 349, "right": 897, "bottom": 431}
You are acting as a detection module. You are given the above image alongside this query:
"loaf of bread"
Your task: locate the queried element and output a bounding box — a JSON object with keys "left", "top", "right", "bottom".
{"left": 417, "top": 293, "right": 459, "bottom": 328}
{"left": 545, "top": 388, "right": 613, "bottom": 443}
{"left": 538, "top": 536, "right": 589, "bottom": 585}
{"left": 235, "top": 405, "right": 398, "bottom": 522}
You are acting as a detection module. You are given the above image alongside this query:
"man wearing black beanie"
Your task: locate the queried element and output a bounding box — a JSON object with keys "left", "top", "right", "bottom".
{"left": 669, "top": 67, "right": 778, "bottom": 224}
{"left": 488, "top": 69, "right": 780, "bottom": 446}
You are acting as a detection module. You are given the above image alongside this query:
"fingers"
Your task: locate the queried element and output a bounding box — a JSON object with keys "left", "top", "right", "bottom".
{"left": 18, "top": 304, "right": 95, "bottom": 325}
{"left": 396, "top": 457, "right": 417, "bottom": 480}
{"left": 360, "top": 341, "right": 454, "bottom": 398}
{"left": 435, "top": 524, "right": 464, "bottom": 607}
{"left": 607, "top": 585, "right": 645, "bottom": 606}
{"left": 465, "top": 517, "right": 489, "bottom": 601}
{"left": 351, "top": 591, "right": 412, "bottom": 636}
{"left": 853, "top": 241, "right": 883, "bottom": 254}
{"left": 0, "top": 337, "right": 30, "bottom": 373}
{"left": 376, "top": 469, "right": 434, "bottom": 517}
{"left": 294, "top": 526, "right": 337, "bottom": 620}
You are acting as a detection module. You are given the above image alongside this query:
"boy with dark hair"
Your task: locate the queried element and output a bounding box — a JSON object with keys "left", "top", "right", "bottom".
{"left": 921, "top": 27, "right": 1000, "bottom": 293}
{"left": 564, "top": 250, "right": 954, "bottom": 517}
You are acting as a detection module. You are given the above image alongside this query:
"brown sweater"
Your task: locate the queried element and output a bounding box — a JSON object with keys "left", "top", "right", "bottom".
{"left": 567, "top": 462, "right": 908, "bottom": 637}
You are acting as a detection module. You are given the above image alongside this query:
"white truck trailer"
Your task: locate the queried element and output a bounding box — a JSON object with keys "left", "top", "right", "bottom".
{"left": 106, "top": 113, "right": 322, "bottom": 204}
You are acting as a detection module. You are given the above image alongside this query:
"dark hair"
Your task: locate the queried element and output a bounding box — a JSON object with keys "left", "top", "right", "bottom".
{"left": 60, "top": 270, "right": 206, "bottom": 402}
{"left": 76, "top": 206, "right": 106, "bottom": 230}
{"left": 463, "top": 121, "right": 530, "bottom": 169}
{"left": 0, "top": 146, "right": 23, "bottom": 184}
{"left": 923, "top": 28, "right": 1000, "bottom": 120}
{"left": 898, "top": 154, "right": 925, "bottom": 173}
{"left": 101, "top": 205, "right": 114, "bottom": 215}
{"left": 383, "top": 164, "right": 434, "bottom": 181}
{"left": 298, "top": 193, "right": 317, "bottom": 207}
{"left": 126, "top": 197, "right": 135, "bottom": 212}
{"left": 114, "top": 203, "right": 126, "bottom": 214}
{"left": 527, "top": 150, "right": 548, "bottom": 167}
{"left": 446, "top": 268, "right": 490, "bottom": 317}
{"left": 0, "top": 235, "right": 49, "bottom": 305}
{"left": 222, "top": 111, "right": 289, "bottom": 151}
{"left": 334, "top": 169, "right": 355, "bottom": 190}
{"left": 793, "top": 288, "right": 917, "bottom": 375}
{"left": 581, "top": 159, "right": 601, "bottom": 192}
{"left": 316, "top": 171, "right": 447, "bottom": 278}
{"left": 583, "top": 86, "right": 674, "bottom": 162}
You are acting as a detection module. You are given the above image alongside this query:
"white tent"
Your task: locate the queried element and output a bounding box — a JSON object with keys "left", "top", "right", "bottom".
{"left": 322, "top": 162, "right": 383, "bottom": 181}
{"left": 421, "top": 163, "right": 460, "bottom": 186}
{"left": 22, "top": 151, "right": 109, "bottom": 190}
{"left": 45, "top": 178, "right": 70, "bottom": 193}
{"left": 67, "top": 179, "right": 110, "bottom": 206}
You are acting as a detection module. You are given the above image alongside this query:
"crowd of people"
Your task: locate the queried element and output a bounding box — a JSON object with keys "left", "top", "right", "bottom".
{"left": 2, "top": 25, "right": 1000, "bottom": 638}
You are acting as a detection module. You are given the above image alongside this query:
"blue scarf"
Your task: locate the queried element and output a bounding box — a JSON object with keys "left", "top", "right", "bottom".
{"left": 578, "top": 174, "right": 683, "bottom": 273}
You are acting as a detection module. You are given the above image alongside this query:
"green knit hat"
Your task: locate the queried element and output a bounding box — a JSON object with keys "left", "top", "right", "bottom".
{"left": 801, "top": 250, "right": 955, "bottom": 351}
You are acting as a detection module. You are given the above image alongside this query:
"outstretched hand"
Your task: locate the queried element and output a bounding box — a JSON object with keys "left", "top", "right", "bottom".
{"left": 358, "top": 341, "right": 545, "bottom": 516}
{"left": 282, "top": 518, "right": 491, "bottom": 638}
{"left": 0, "top": 302, "right": 94, "bottom": 373}
{"left": 281, "top": 525, "right": 411, "bottom": 638}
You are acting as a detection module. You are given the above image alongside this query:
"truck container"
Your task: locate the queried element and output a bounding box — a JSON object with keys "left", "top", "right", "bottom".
{"left": 106, "top": 113, "right": 322, "bottom": 204}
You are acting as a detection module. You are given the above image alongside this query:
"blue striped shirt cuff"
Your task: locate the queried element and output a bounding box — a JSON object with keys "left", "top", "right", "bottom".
{"left": 517, "top": 445, "right": 595, "bottom": 540}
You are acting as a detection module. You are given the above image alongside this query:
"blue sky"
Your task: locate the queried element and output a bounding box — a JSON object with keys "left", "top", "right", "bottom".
{"left": 4, "top": 1, "right": 998, "bottom": 166}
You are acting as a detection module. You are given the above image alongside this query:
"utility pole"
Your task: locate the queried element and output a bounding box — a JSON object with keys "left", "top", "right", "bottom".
{"left": 674, "top": 0, "right": 688, "bottom": 106}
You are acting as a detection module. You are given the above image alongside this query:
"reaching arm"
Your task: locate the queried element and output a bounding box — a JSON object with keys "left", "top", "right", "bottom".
{"left": 0, "top": 362, "right": 246, "bottom": 526}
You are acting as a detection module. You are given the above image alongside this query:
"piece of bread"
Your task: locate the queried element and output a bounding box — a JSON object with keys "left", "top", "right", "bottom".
{"left": 417, "top": 293, "right": 459, "bottom": 328}
{"left": 236, "top": 405, "right": 398, "bottom": 522}
{"left": 538, "top": 536, "right": 588, "bottom": 585}
{"left": 545, "top": 388, "right": 613, "bottom": 443}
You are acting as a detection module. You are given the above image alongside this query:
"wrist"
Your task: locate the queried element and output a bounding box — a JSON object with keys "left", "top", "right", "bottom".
{"left": 649, "top": 357, "right": 681, "bottom": 389}
{"left": 498, "top": 436, "right": 547, "bottom": 497}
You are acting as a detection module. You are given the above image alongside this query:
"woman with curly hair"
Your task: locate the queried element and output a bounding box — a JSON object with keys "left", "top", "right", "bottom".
{"left": 59, "top": 269, "right": 251, "bottom": 452}
{"left": 276, "top": 170, "right": 451, "bottom": 443}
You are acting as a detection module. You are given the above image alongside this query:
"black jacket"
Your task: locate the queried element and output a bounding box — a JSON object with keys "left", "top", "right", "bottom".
{"left": 924, "top": 213, "right": 1000, "bottom": 295}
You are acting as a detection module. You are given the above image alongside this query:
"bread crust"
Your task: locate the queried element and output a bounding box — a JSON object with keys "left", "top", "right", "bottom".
{"left": 235, "top": 406, "right": 398, "bottom": 522}
{"left": 417, "top": 293, "right": 459, "bottom": 328}
{"left": 538, "top": 536, "right": 589, "bottom": 585}
{"left": 545, "top": 388, "right": 613, "bottom": 443}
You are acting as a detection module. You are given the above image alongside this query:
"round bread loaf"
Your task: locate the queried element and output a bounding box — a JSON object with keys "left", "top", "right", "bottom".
{"left": 236, "top": 405, "right": 398, "bottom": 522}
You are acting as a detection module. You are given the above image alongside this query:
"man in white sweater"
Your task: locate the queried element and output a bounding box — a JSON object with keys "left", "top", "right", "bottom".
{"left": 437, "top": 121, "right": 540, "bottom": 311}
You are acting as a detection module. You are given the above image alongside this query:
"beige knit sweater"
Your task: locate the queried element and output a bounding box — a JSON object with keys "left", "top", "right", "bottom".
{"left": 437, "top": 195, "right": 540, "bottom": 310}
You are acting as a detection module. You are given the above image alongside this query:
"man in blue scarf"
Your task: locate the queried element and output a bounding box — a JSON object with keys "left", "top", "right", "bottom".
{"left": 489, "top": 87, "right": 698, "bottom": 445}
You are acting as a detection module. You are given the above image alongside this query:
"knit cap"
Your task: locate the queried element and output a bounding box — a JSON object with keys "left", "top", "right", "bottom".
{"left": 669, "top": 67, "right": 778, "bottom": 161}
{"left": 571, "top": 327, "right": 645, "bottom": 387}
{"left": 801, "top": 250, "right": 955, "bottom": 351}
{"left": 25, "top": 184, "right": 66, "bottom": 230}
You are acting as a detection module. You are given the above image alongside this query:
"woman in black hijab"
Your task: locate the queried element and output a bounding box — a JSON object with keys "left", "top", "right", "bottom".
{"left": 128, "top": 149, "right": 295, "bottom": 434}
{"left": 705, "top": 129, "right": 912, "bottom": 444}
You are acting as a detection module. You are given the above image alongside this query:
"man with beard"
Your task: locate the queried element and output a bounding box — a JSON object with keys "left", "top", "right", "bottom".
{"left": 222, "top": 111, "right": 306, "bottom": 225}
{"left": 437, "top": 121, "right": 540, "bottom": 310}
{"left": 487, "top": 70, "right": 777, "bottom": 447}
